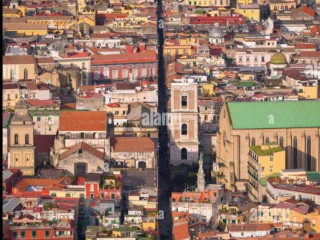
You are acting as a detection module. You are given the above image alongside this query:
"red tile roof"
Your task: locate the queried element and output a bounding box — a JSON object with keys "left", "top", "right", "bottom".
{"left": 91, "top": 50, "right": 157, "bottom": 65}
{"left": 173, "top": 219, "right": 190, "bottom": 240}
{"left": 59, "top": 142, "right": 104, "bottom": 160}
{"left": 111, "top": 137, "right": 155, "bottom": 152}
{"left": 296, "top": 51, "right": 320, "bottom": 58}
{"left": 59, "top": 111, "right": 106, "bottom": 131}
{"left": 26, "top": 99, "right": 58, "bottom": 107}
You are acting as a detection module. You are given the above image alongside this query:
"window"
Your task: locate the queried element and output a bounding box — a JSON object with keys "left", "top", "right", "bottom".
{"left": 51, "top": 193, "right": 56, "bottom": 197}
{"left": 251, "top": 138, "right": 255, "bottom": 146}
{"left": 66, "top": 193, "right": 71, "bottom": 197}
{"left": 293, "top": 137, "right": 298, "bottom": 169}
{"left": 279, "top": 137, "right": 283, "bottom": 148}
{"left": 90, "top": 184, "right": 94, "bottom": 191}
{"left": 181, "top": 148, "right": 187, "bottom": 160}
{"left": 254, "top": 56, "right": 258, "bottom": 63}
{"left": 21, "top": 231, "right": 26, "bottom": 239}
{"left": 270, "top": 166, "right": 273, "bottom": 172}
{"left": 239, "top": 57, "right": 243, "bottom": 63}
{"left": 142, "top": 68, "right": 147, "bottom": 77}
{"left": 94, "top": 71, "right": 100, "bottom": 80}
{"left": 82, "top": 63, "right": 85, "bottom": 70}
{"left": 104, "top": 68, "right": 109, "bottom": 78}
{"left": 24, "top": 68, "right": 28, "bottom": 79}
{"left": 32, "top": 230, "right": 37, "bottom": 238}
{"left": 246, "top": 57, "right": 250, "bottom": 63}
{"left": 262, "top": 167, "right": 265, "bottom": 172}
{"left": 10, "top": 69, "right": 14, "bottom": 80}
{"left": 80, "top": 132, "right": 84, "bottom": 139}
{"left": 101, "top": 193, "right": 104, "bottom": 199}
{"left": 13, "top": 231, "right": 17, "bottom": 239}
{"left": 122, "top": 69, "right": 128, "bottom": 78}
{"left": 181, "top": 96, "right": 187, "bottom": 107}
{"left": 37, "top": 117, "right": 41, "bottom": 122}
{"left": 112, "top": 70, "right": 118, "bottom": 79}
{"left": 265, "top": 137, "right": 269, "bottom": 144}
{"left": 15, "top": 134, "right": 18, "bottom": 144}
{"left": 122, "top": 111, "right": 126, "bottom": 115}
{"left": 181, "top": 124, "right": 187, "bottom": 135}
{"left": 270, "top": 157, "right": 273, "bottom": 162}
{"left": 115, "top": 111, "right": 119, "bottom": 115}
{"left": 25, "top": 134, "right": 29, "bottom": 144}
{"left": 307, "top": 136, "right": 311, "bottom": 171}
{"left": 150, "top": 68, "right": 154, "bottom": 76}
{"left": 261, "top": 56, "right": 265, "bottom": 62}
{"left": 79, "top": 149, "right": 82, "bottom": 155}
{"left": 111, "top": 193, "right": 115, "bottom": 199}
{"left": 45, "top": 230, "right": 50, "bottom": 238}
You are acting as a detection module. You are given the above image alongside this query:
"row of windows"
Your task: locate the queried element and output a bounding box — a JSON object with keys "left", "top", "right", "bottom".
{"left": 14, "top": 134, "right": 30, "bottom": 145}
{"left": 9, "top": 68, "right": 28, "bottom": 80}
{"left": 239, "top": 56, "right": 265, "bottom": 63}
{"left": 13, "top": 230, "right": 49, "bottom": 239}
{"left": 93, "top": 68, "right": 155, "bottom": 80}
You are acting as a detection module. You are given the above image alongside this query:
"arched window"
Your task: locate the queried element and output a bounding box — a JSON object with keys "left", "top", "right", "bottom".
{"left": 80, "top": 132, "right": 85, "bottom": 139}
{"left": 24, "top": 68, "right": 28, "bottom": 79}
{"left": 181, "top": 124, "right": 187, "bottom": 135}
{"left": 79, "top": 149, "right": 83, "bottom": 155}
{"left": 25, "top": 134, "right": 29, "bottom": 145}
{"left": 307, "top": 136, "right": 311, "bottom": 171}
{"left": 293, "top": 137, "right": 298, "bottom": 169}
{"left": 93, "top": 132, "right": 97, "bottom": 139}
{"left": 15, "top": 134, "right": 19, "bottom": 144}
{"left": 279, "top": 137, "right": 283, "bottom": 148}
{"left": 10, "top": 69, "right": 14, "bottom": 80}
{"left": 181, "top": 96, "right": 187, "bottom": 107}
{"left": 251, "top": 138, "right": 255, "bottom": 146}
{"left": 181, "top": 148, "right": 187, "bottom": 160}
{"left": 265, "top": 137, "right": 269, "bottom": 144}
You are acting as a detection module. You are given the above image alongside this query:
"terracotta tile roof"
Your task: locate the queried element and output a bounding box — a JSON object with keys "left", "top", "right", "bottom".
{"left": 91, "top": 50, "right": 157, "bottom": 65}
{"left": 173, "top": 220, "right": 190, "bottom": 240}
{"left": 25, "top": 82, "right": 38, "bottom": 91}
{"left": 59, "top": 111, "right": 106, "bottom": 131}
{"left": 60, "top": 102, "right": 76, "bottom": 110}
{"left": 36, "top": 57, "right": 54, "bottom": 64}
{"left": 228, "top": 223, "right": 273, "bottom": 232}
{"left": 292, "top": 5, "right": 315, "bottom": 18}
{"left": 34, "top": 135, "right": 55, "bottom": 153}
{"left": 26, "top": 99, "right": 59, "bottom": 107}
{"left": 14, "top": 178, "right": 61, "bottom": 192}
{"left": 59, "top": 142, "right": 104, "bottom": 160}
{"left": 3, "top": 23, "right": 48, "bottom": 30}
{"left": 296, "top": 51, "right": 320, "bottom": 58}
{"left": 111, "top": 137, "right": 155, "bottom": 152}
{"left": 3, "top": 55, "right": 36, "bottom": 65}
{"left": 3, "top": 83, "right": 19, "bottom": 90}
{"left": 294, "top": 43, "right": 316, "bottom": 49}
{"left": 64, "top": 52, "right": 90, "bottom": 58}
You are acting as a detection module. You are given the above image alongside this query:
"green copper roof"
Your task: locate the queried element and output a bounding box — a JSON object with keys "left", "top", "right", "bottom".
{"left": 306, "top": 172, "right": 320, "bottom": 181}
{"left": 228, "top": 101, "right": 320, "bottom": 129}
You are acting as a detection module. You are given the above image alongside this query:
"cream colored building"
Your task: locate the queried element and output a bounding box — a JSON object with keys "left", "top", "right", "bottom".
{"left": 248, "top": 144, "right": 285, "bottom": 202}
{"left": 3, "top": 55, "right": 37, "bottom": 81}
{"left": 215, "top": 101, "right": 320, "bottom": 191}
{"left": 8, "top": 101, "right": 35, "bottom": 176}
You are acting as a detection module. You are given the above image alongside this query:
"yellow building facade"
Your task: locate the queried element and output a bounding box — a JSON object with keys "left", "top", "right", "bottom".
{"left": 248, "top": 144, "right": 285, "bottom": 202}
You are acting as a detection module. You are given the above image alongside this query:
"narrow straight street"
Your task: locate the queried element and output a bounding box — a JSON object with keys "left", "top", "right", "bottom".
{"left": 156, "top": 0, "right": 173, "bottom": 238}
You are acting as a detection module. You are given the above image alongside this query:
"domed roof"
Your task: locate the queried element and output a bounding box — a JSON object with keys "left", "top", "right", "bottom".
{"left": 270, "top": 53, "right": 287, "bottom": 65}
{"left": 209, "top": 26, "right": 224, "bottom": 38}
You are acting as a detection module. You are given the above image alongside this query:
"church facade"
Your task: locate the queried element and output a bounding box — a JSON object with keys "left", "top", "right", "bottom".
{"left": 215, "top": 101, "right": 320, "bottom": 191}
{"left": 8, "top": 101, "right": 36, "bottom": 176}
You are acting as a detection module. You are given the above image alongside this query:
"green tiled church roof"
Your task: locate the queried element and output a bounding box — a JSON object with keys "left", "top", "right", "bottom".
{"left": 228, "top": 101, "right": 320, "bottom": 129}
